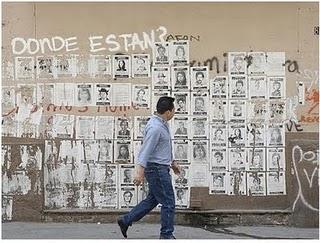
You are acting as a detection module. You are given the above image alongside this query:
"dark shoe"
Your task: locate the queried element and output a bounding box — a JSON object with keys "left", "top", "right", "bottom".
{"left": 117, "top": 217, "right": 129, "bottom": 238}
{"left": 159, "top": 235, "right": 176, "bottom": 239}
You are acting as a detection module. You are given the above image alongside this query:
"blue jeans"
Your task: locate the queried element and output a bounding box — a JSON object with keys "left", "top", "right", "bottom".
{"left": 122, "top": 163, "right": 175, "bottom": 238}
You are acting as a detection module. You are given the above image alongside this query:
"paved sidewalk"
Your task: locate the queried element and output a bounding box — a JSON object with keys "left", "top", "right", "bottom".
{"left": 1, "top": 222, "right": 319, "bottom": 239}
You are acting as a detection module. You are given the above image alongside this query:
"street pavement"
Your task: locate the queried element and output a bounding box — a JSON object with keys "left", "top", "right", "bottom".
{"left": 1, "top": 222, "right": 319, "bottom": 239}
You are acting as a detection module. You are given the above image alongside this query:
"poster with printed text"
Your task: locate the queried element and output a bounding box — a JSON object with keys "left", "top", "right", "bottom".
{"left": 173, "top": 116, "right": 190, "bottom": 140}
{"left": 132, "top": 54, "right": 150, "bottom": 78}
{"left": 191, "top": 66, "right": 209, "bottom": 90}
{"left": 247, "top": 172, "right": 266, "bottom": 196}
{"left": 191, "top": 117, "right": 209, "bottom": 140}
{"left": 173, "top": 92, "right": 190, "bottom": 115}
{"left": 134, "top": 116, "right": 150, "bottom": 140}
{"left": 52, "top": 114, "right": 74, "bottom": 138}
{"left": 192, "top": 140, "right": 209, "bottom": 163}
{"left": 210, "top": 124, "right": 227, "bottom": 147}
{"left": 153, "top": 42, "right": 170, "bottom": 65}
{"left": 2, "top": 87, "right": 16, "bottom": 112}
{"left": 95, "top": 116, "right": 114, "bottom": 139}
{"left": 112, "top": 55, "right": 131, "bottom": 78}
{"left": 267, "top": 124, "right": 285, "bottom": 147}
{"left": 268, "top": 77, "right": 286, "bottom": 99}
{"left": 119, "top": 186, "right": 137, "bottom": 209}
{"left": 132, "top": 85, "right": 150, "bottom": 108}
{"left": 246, "top": 148, "right": 266, "bottom": 171}
{"left": 228, "top": 100, "right": 246, "bottom": 123}
{"left": 228, "top": 52, "right": 247, "bottom": 76}
{"left": 189, "top": 164, "right": 209, "bottom": 187}
{"left": 169, "top": 41, "right": 189, "bottom": 66}
{"left": 173, "top": 140, "right": 190, "bottom": 164}
{"left": 210, "top": 147, "right": 227, "bottom": 171}
{"left": 246, "top": 123, "right": 266, "bottom": 147}
{"left": 54, "top": 83, "right": 75, "bottom": 106}
{"left": 171, "top": 66, "right": 189, "bottom": 91}
{"left": 173, "top": 165, "right": 189, "bottom": 187}
{"left": 36, "top": 56, "right": 55, "bottom": 79}
{"left": 76, "top": 116, "right": 95, "bottom": 139}
{"left": 229, "top": 147, "right": 246, "bottom": 171}
{"left": 36, "top": 83, "right": 55, "bottom": 106}
{"left": 97, "top": 140, "right": 113, "bottom": 163}
{"left": 174, "top": 186, "right": 189, "bottom": 209}
{"left": 75, "top": 84, "right": 93, "bottom": 106}
{"left": 89, "top": 55, "right": 111, "bottom": 78}
{"left": 152, "top": 66, "right": 170, "bottom": 90}
{"left": 267, "top": 172, "right": 286, "bottom": 195}
{"left": 229, "top": 75, "right": 247, "bottom": 99}
{"left": 209, "top": 171, "right": 227, "bottom": 194}
{"left": 247, "top": 100, "right": 268, "bottom": 123}
{"left": 111, "top": 83, "right": 131, "bottom": 106}
{"left": 95, "top": 84, "right": 111, "bottom": 106}
{"left": 210, "top": 76, "right": 227, "bottom": 99}
{"left": 115, "top": 117, "right": 132, "bottom": 140}
{"left": 55, "top": 55, "right": 77, "bottom": 78}
{"left": 228, "top": 123, "right": 246, "bottom": 147}
{"left": 191, "top": 92, "right": 209, "bottom": 116}
{"left": 248, "top": 76, "right": 267, "bottom": 99}
{"left": 267, "top": 148, "right": 285, "bottom": 171}
{"left": 226, "top": 171, "right": 246, "bottom": 196}
{"left": 247, "top": 52, "right": 266, "bottom": 76}
{"left": 210, "top": 99, "right": 228, "bottom": 123}
{"left": 114, "top": 140, "right": 132, "bottom": 164}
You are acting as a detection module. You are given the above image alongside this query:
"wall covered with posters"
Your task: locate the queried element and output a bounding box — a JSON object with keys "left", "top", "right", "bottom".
{"left": 1, "top": 2, "right": 319, "bottom": 226}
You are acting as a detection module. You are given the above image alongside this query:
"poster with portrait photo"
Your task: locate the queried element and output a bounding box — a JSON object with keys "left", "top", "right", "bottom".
{"left": 226, "top": 171, "right": 246, "bottom": 196}
{"left": 132, "top": 54, "right": 150, "bottom": 78}
{"left": 132, "top": 85, "right": 150, "bottom": 108}
{"left": 111, "top": 83, "right": 131, "bottom": 107}
{"left": 54, "top": 83, "right": 75, "bottom": 106}
{"left": 36, "top": 83, "right": 55, "bottom": 106}
{"left": 76, "top": 55, "right": 90, "bottom": 78}
{"left": 209, "top": 171, "right": 226, "bottom": 194}
{"left": 115, "top": 117, "right": 132, "bottom": 140}
{"left": 210, "top": 124, "right": 227, "bottom": 147}
{"left": 268, "top": 77, "right": 286, "bottom": 99}
{"left": 173, "top": 140, "right": 189, "bottom": 164}
{"left": 191, "top": 92, "right": 209, "bottom": 116}
{"left": 119, "top": 186, "right": 137, "bottom": 209}
{"left": 248, "top": 76, "right": 267, "bottom": 99}
{"left": 228, "top": 52, "right": 247, "bottom": 76}
{"left": 191, "top": 66, "right": 209, "bottom": 90}
{"left": 76, "top": 116, "right": 95, "bottom": 139}
{"left": 173, "top": 116, "right": 190, "bottom": 140}
{"left": 269, "top": 100, "right": 286, "bottom": 123}
{"left": 95, "top": 84, "right": 111, "bottom": 106}
{"left": 228, "top": 100, "right": 246, "bottom": 123}
{"left": 170, "top": 41, "right": 189, "bottom": 66}
{"left": 173, "top": 92, "right": 190, "bottom": 115}
{"left": 210, "top": 147, "right": 227, "bottom": 171}
{"left": 173, "top": 165, "right": 189, "bottom": 187}
{"left": 192, "top": 140, "right": 209, "bottom": 163}
{"left": 89, "top": 55, "right": 111, "bottom": 78}
{"left": 266, "top": 52, "right": 285, "bottom": 76}
{"left": 247, "top": 52, "right": 266, "bottom": 76}
{"left": 95, "top": 184, "right": 118, "bottom": 209}
{"left": 55, "top": 55, "right": 77, "bottom": 78}
{"left": 152, "top": 91, "right": 171, "bottom": 113}
{"left": 267, "top": 171, "right": 286, "bottom": 195}
{"left": 171, "top": 66, "right": 189, "bottom": 91}
{"left": 228, "top": 123, "right": 246, "bottom": 147}
{"left": 247, "top": 100, "right": 268, "bottom": 123}
{"left": 267, "top": 124, "right": 285, "bottom": 147}
{"left": 247, "top": 172, "right": 266, "bottom": 196}
{"left": 75, "top": 84, "right": 93, "bottom": 106}
{"left": 134, "top": 116, "right": 149, "bottom": 140}
{"left": 15, "top": 56, "right": 34, "bottom": 80}
{"left": 267, "top": 148, "right": 285, "bottom": 171}
{"left": 210, "top": 99, "right": 228, "bottom": 123}
{"left": 52, "top": 114, "right": 74, "bottom": 138}
{"left": 153, "top": 42, "right": 170, "bottom": 65}
{"left": 189, "top": 164, "right": 208, "bottom": 187}
{"left": 114, "top": 140, "right": 132, "bottom": 164}
{"left": 246, "top": 148, "right": 266, "bottom": 171}
{"left": 210, "top": 76, "right": 228, "bottom": 99}
{"left": 2, "top": 87, "right": 16, "bottom": 112}
{"left": 96, "top": 140, "right": 113, "bottom": 163}
{"left": 78, "top": 140, "right": 98, "bottom": 164}
{"left": 152, "top": 66, "right": 170, "bottom": 90}
{"left": 95, "top": 116, "right": 114, "bottom": 139}
{"left": 113, "top": 55, "right": 131, "bottom": 78}
{"left": 191, "top": 117, "right": 208, "bottom": 140}
{"left": 120, "top": 164, "right": 135, "bottom": 187}
{"left": 229, "top": 75, "right": 247, "bottom": 99}
{"left": 229, "top": 147, "right": 246, "bottom": 171}
{"left": 2, "top": 113, "right": 17, "bottom": 137}
{"left": 133, "top": 140, "right": 142, "bottom": 164}
{"left": 175, "top": 186, "right": 189, "bottom": 209}
{"left": 36, "top": 56, "right": 55, "bottom": 79}
{"left": 246, "top": 123, "right": 266, "bottom": 147}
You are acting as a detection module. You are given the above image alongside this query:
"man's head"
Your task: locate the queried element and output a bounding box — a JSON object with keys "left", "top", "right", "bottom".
{"left": 195, "top": 97, "right": 205, "bottom": 110}
{"left": 273, "top": 81, "right": 281, "bottom": 90}
{"left": 195, "top": 71, "right": 205, "bottom": 82}
{"left": 235, "top": 80, "right": 244, "bottom": 90}
{"left": 120, "top": 120, "right": 129, "bottom": 130}
{"left": 156, "top": 96, "right": 175, "bottom": 121}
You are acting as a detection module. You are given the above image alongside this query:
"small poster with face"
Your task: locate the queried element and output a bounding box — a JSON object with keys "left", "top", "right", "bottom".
{"left": 97, "top": 140, "right": 113, "bottom": 163}
{"left": 120, "top": 164, "right": 135, "bottom": 187}
{"left": 115, "top": 117, "right": 132, "bottom": 140}
{"left": 267, "top": 148, "right": 285, "bottom": 171}
{"left": 170, "top": 41, "right": 189, "bottom": 66}
{"left": 229, "top": 75, "right": 247, "bottom": 99}
{"left": 171, "top": 66, "right": 189, "bottom": 91}
{"left": 132, "top": 54, "right": 150, "bottom": 78}
{"left": 119, "top": 186, "right": 137, "bottom": 209}
{"left": 153, "top": 42, "right": 170, "bottom": 65}
{"left": 246, "top": 148, "right": 266, "bottom": 171}
{"left": 228, "top": 52, "right": 247, "bottom": 76}
{"left": 228, "top": 123, "right": 246, "bottom": 147}
{"left": 268, "top": 77, "right": 286, "bottom": 99}
{"left": 75, "top": 84, "right": 93, "bottom": 106}
{"left": 173, "top": 91, "right": 190, "bottom": 115}
{"left": 191, "top": 66, "right": 209, "bottom": 90}
{"left": 134, "top": 116, "right": 150, "bottom": 140}
{"left": 210, "top": 100, "right": 228, "bottom": 123}
{"left": 246, "top": 123, "right": 266, "bottom": 147}
{"left": 36, "top": 83, "right": 55, "bottom": 106}
{"left": 173, "top": 140, "right": 190, "bottom": 164}
{"left": 226, "top": 171, "right": 247, "bottom": 196}
{"left": 112, "top": 55, "right": 131, "bottom": 78}
{"left": 247, "top": 172, "right": 266, "bottom": 196}
{"left": 189, "top": 164, "right": 209, "bottom": 187}
{"left": 269, "top": 100, "right": 286, "bottom": 123}
{"left": 173, "top": 116, "right": 190, "bottom": 140}
{"left": 210, "top": 124, "right": 227, "bottom": 147}
{"left": 132, "top": 85, "right": 150, "bottom": 108}
{"left": 152, "top": 66, "right": 171, "bottom": 90}
{"left": 267, "top": 171, "right": 286, "bottom": 195}
{"left": 191, "top": 117, "right": 208, "bottom": 140}
{"left": 210, "top": 76, "right": 228, "bottom": 99}
{"left": 267, "top": 124, "right": 285, "bottom": 147}
{"left": 248, "top": 76, "right": 267, "bottom": 99}
{"left": 210, "top": 147, "right": 227, "bottom": 171}
{"left": 52, "top": 114, "right": 74, "bottom": 139}
{"left": 191, "top": 92, "right": 209, "bottom": 116}
{"left": 209, "top": 171, "right": 227, "bottom": 194}
{"left": 114, "top": 140, "right": 132, "bottom": 164}
{"left": 228, "top": 100, "right": 246, "bottom": 123}
{"left": 95, "top": 84, "right": 111, "bottom": 106}
{"left": 175, "top": 186, "right": 189, "bottom": 209}
{"left": 192, "top": 140, "right": 209, "bottom": 163}
{"left": 247, "top": 52, "right": 266, "bottom": 76}
{"left": 79, "top": 140, "right": 98, "bottom": 164}
{"left": 173, "top": 165, "right": 189, "bottom": 186}
{"left": 229, "top": 147, "right": 246, "bottom": 171}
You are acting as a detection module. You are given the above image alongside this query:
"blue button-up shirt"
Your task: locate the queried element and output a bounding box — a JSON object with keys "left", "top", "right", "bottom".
{"left": 137, "top": 115, "right": 173, "bottom": 168}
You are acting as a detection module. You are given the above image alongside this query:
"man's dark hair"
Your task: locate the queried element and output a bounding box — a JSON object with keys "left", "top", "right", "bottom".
{"left": 156, "top": 96, "right": 175, "bottom": 114}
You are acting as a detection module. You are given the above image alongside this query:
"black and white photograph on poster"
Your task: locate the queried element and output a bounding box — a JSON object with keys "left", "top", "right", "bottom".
{"left": 76, "top": 55, "right": 90, "bottom": 78}
{"left": 132, "top": 54, "right": 150, "bottom": 78}
{"left": 228, "top": 100, "right": 246, "bottom": 123}
{"left": 210, "top": 100, "right": 228, "bottom": 123}
{"left": 2, "top": 87, "right": 15, "bottom": 112}
{"left": 266, "top": 52, "right": 285, "bottom": 76}
{"left": 228, "top": 52, "right": 247, "bottom": 76}
{"left": 210, "top": 76, "right": 227, "bottom": 99}
{"left": 55, "top": 55, "right": 77, "bottom": 78}
{"left": 15, "top": 56, "right": 34, "bottom": 80}
{"left": 268, "top": 77, "right": 286, "bottom": 99}
{"left": 152, "top": 91, "right": 171, "bottom": 113}
{"left": 191, "top": 66, "right": 209, "bottom": 90}
{"left": 209, "top": 172, "right": 226, "bottom": 194}
{"left": 192, "top": 140, "right": 209, "bottom": 163}
{"left": 89, "top": 55, "right": 111, "bottom": 77}
{"left": 134, "top": 116, "right": 149, "bottom": 140}
{"left": 97, "top": 140, "right": 113, "bottom": 163}
{"left": 19, "top": 145, "right": 42, "bottom": 170}
{"left": 191, "top": 117, "right": 208, "bottom": 140}
{"left": 210, "top": 124, "right": 227, "bottom": 147}
{"left": 226, "top": 171, "right": 246, "bottom": 196}
{"left": 267, "top": 172, "right": 286, "bottom": 195}
{"left": 2, "top": 113, "right": 17, "bottom": 137}
{"left": 247, "top": 148, "right": 266, "bottom": 171}
{"left": 229, "top": 76, "right": 247, "bottom": 99}
{"left": 137, "top": 181, "right": 149, "bottom": 203}
{"left": 247, "top": 100, "right": 268, "bottom": 123}
{"left": 111, "top": 83, "right": 131, "bottom": 107}
{"left": 173, "top": 92, "right": 190, "bottom": 115}
{"left": 229, "top": 147, "right": 246, "bottom": 171}
{"left": 210, "top": 147, "right": 227, "bottom": 171}
{"left": 114, "top": 140, "right": 132, "bottom": 164}
{"left": 152, "top": 66, "right": 170, "bottom": 90}
{"left": 76, "top": 116, "right": 95, "bottom": 139}
{"left": 112, "top": 55, "right": 131, "bottom": 78}
{"left": 170, "top": 41, "right": 189, "bottom": 65}
{"left": 267, "top": 124, "right": 285, "bottom": 147}
{"left": 228, "top": 123, "right": 246, "bottom": 147}
{"left": 95, "top": 185, "right": 118, "bottom": 209}
{"left": 115, "top": 117, "right": 132, "bottom": 140}
{"left": 95, "top": 84, "right": 111, "bottom": 106}
{"left": 95, "top": 116, "right": 114, "bottom": 140}
{"left": 54, "top": 83, "right": 75, "bottom": 106}
{"left": 189, "top": 164, "right": 208, "bottom": 187}
{"left": 248, "top": 76, "right": 267, "bottom": 99}
{"left": 52, "top": 114, "right": 74, "bottom": 138}
{"left": 120, "top": 164, "right": 135, "bottom": 187}
{"left": 267, "top": 148, "right": 285, "bottom": 171}
{"left": 2, "top": 196, "right": 13, "bottom": 221}
{"left": 247, "top": 172, "right": 266, "bottom": 196}
{"left": 247, "top": 123, "right": 266, "bottom": 147}
{"left": 119, "top": 187, "right": 137, "bottom": 209}
{"left": 269, "top": 101, "right": 286, "bottom": 123}
{"left": 153, "top": 42, "right": 170, "bottom": 65}
{"left": 95, "top": 164, "right": 117, "bottom": 185}
{"left": 191, "top": 92, "right": 209, "bottom": 116}
{"left": 173, "top": 140, "right": 189, "bottom": 164}
{"left": 79, "top": 140, "right": 98, "bottom": 164}
{"left": 247, "top": 52, "right": 266, "bottom": 76}
{"left": 36, "top": 56, "right": 54, "bottom": 79}
{"left": 171, "top": 66, "right": 189, "bottom": 91}
{"left": 132, "top": 85, "right": 150, "bottom": 108}
{"left": 175, "top": 186, "right": 189, "bottom": 209}
{"left": 17, "top": 120, "right": 39, "bottom": 138}
{"left": 133, "top": 140, "right": 142, "bottom": 163}
{"left": 36, "top": 84, "right": 55, "bottom": 106}
{"left": 75, "top": 84, "right": 93, "bottom": 106}
{"left": 173, "top": 165, "right": 189, "bottom": 186}
{"left": 173, "top": 116, "right": 189, "bottom": 139}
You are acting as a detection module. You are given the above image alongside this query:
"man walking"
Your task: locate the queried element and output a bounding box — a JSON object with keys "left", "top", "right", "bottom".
{"left": 117, "top": 96, "right": 181, "bottom": 239}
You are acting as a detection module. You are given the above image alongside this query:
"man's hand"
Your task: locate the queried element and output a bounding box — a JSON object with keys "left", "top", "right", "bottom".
{"left": 171, "top": 161, "right": 181, "bottom": 176}
{"left": 133, "top": 165, "right": 145, "bottom": 186}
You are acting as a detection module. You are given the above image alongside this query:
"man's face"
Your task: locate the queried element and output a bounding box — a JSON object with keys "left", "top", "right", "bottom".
{"left": 196, "top": 73, "right": 204, "bottom": 82}
{"left": 236, "top": 82, "right": 243, "bottom": 91}
{"left": 120, "top": 122, "right": 128, "bottom": 130}
{"left": 177, "top": 73, "right": 184, "bottom": 82}
{"left": 195, "top": 99, "right": 204, "bottom": 110}
{"left": 273, "top": 82, "right": 281, "bottom": 90}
